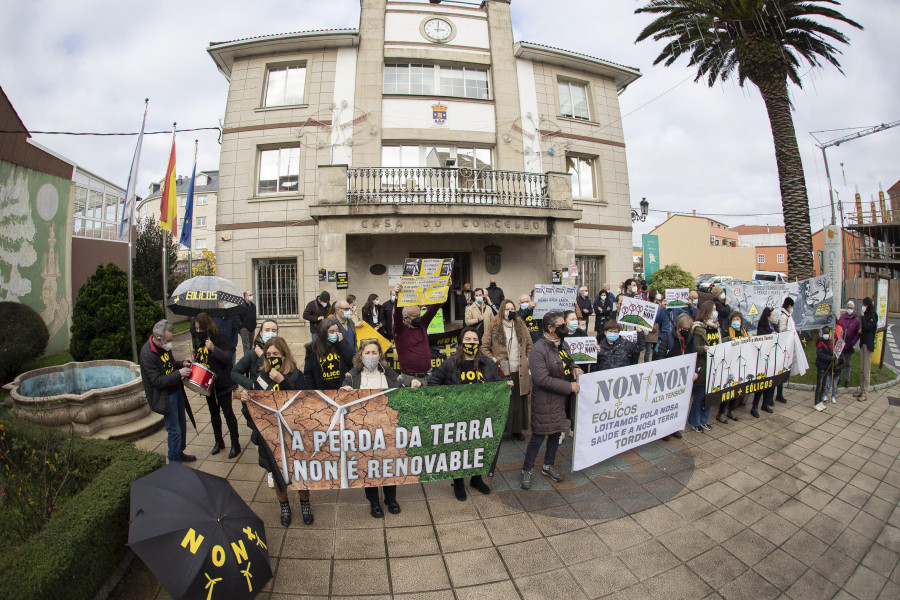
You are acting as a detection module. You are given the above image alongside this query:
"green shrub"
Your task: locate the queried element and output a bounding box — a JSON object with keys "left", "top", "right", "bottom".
{"left": 70, "top": 263, "right": 163, "bottom": 361}
{"left": 650, "top": 263, "right": 695, "bottom": 293}
{"left": 0, "top": 412, "right": 165, "bottom": 600}
{"left": 0, "top": 302, "right": 50, "bottom": 379}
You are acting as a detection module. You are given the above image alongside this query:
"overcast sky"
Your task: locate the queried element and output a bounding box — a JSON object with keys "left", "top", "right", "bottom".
{"left": 2, "top": 0, "right": 896, "bottom": 243}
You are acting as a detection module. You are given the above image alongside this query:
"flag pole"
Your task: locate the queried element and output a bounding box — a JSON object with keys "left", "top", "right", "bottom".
{"left": 126, "top": 99, "right": 149, "bottom": 363}
{"left": 188, "top": 139, "right": 197, "bottom": 277}
{"left": 162, "top": 122, "right": 176, "bottom": 315}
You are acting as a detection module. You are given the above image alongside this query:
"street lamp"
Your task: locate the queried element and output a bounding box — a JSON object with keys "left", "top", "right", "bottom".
{"left": 631, "top": 197, "right": 649, "bottom": 223}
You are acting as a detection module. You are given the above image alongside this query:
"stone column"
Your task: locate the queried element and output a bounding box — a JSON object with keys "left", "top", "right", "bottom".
{"left": 317, "top": 164, "right": 349, "bottom": 205}
{"left": 485, "top": 0, "right": 524, "bottom": 172}
{"left": 353, "top": 0, "right": 387, "bottom": 168}
{"left": 546, "top": 171, "right": 573, "bottom": 210}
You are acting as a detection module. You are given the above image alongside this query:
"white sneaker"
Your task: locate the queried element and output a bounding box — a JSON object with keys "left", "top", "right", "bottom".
{"left": 814, "top": 403, "right": 825, "bottom": 412}
{"left": 267, "top": 472, "right": 275, "bottom": 488}
{"left": 831, "top": 396, "right": 836, "bottom": 404}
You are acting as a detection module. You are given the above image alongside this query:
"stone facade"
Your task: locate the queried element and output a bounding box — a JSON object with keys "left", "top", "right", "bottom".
{"left": 208, "top": 0, "right": 640, "bottom": 342}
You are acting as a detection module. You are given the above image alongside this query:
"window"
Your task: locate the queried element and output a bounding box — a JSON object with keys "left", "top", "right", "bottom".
{"left": 264, "top": 65, "right": 306, "bottom": 107}
{"left": 196, "top": 216, "right": 207, "bottom": 228}
{"left": 195, "top": 238, "right": 207, "bottom": 249}
{"left": 558, "top": 80, "right": 590, "bottom": 120}
{"left": 180, "top": 196, "right": 187, "bottom": 207}
{"left": 74, "top": 187, "right": 87, "bottom": 236}
{"left": 566, "top": 155, "right": 596, "bottom": 198}
{"left": 777, "top": 254, "right": 785, "bottom": 264}
{"left": 196, "top": 195, "right": 208, "bottom": 206}
{"left": 255, "top": 258, "right": 299, "bottom": 318}
{"left": 382, "top": 145, "right": 492, "bottom": 170}
{"left": 384, "top": 64, "right": 489, "bottom": 99}
{"left": 257, "top": 147, "right": 301, "bottom": 195}
{"left": 758, "top": 254, "right": 765, "bottom": 264}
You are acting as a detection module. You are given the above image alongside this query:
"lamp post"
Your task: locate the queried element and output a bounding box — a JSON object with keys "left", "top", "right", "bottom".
{"left": 631, "top": 197, "right": 649, "bottom": 223}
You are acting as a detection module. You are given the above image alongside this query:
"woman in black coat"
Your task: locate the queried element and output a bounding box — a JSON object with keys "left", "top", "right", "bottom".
{"left": 360, "top": 293, "right": 385, "bottom": 336}
{"left": 855, "top": 297, "right": 878, "bottom": 401}
{"left": 428, "top": 327, "right": 505, "bottom": 501}
{"left": 750, "top": 307, "right": 778, "bottom": 418}
{"left": 303, "top": 317, "right": 356, "bottom": 390}
{"left": 192, "top": 312, "right": 241, "bottom": 458}
{"left": 593, "top": 290, "right": 614, "bottom": 335}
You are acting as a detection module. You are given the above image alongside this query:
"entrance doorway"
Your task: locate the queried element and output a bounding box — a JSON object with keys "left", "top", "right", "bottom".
{"left": 409, "top": 252, "right": 471, "bottom": 323}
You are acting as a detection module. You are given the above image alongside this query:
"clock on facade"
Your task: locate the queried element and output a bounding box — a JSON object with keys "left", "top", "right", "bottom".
{"left": 423, "top": 18, "right": 453, "bottom": 42}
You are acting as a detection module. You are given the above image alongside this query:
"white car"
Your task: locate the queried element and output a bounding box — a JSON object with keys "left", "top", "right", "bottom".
{"left": 700, "top": 276, "right": 733, "bottom": 293}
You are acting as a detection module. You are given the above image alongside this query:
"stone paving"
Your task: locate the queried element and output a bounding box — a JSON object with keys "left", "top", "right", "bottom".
{"left": 114, "top": 334, "right": 900, "bottom": 599}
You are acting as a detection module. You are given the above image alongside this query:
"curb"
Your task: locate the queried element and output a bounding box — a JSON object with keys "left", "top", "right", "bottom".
{"left": 786, "top": 362, "right": 900, "bottom": 393}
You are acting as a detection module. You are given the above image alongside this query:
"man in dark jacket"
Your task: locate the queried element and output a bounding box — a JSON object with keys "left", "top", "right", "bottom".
{"left": 139, "top": 319, "right": 196, "bottom": 464}
{"left": 517, "top": 294, "right": 541, "bottom": 343}
{"left": 520, "top": 311, "right": 582, "bottom": 490}
{"left": 576, "top": 286, "right": 593, "bottom": 331}
{"left": 381, "top": 288, "right": 396, "bottom": 341}
{"left": 239, "top": 290, "right": 257, "bottom": 354}
{"left": 302, "top": 291, "right": 331, "bottom": 339}
{"left": 486, "top": 279, "right": 504, "bottom": 307}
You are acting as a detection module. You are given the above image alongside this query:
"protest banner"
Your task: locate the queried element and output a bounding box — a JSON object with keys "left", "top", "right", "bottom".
{"left": 427, "top": 308, "right": 445, "bottom": 334}
{"left": 703, "top": 331, "right": 801, "bottom": 408}
{"left": 566, "top": 336, "right": 597, "bottom": 364}
{"left": 355, "top": 321, "right": 391, "bottom": 354}
{"left": 572, "top": 354, "right": 696, "bottom": 471}
{"left": 665, "top": 288, "right": 690, "bottom": 308}
{"left": 533, "top": 283, "right": 578, "bottom": 318}
{"left": 616, "top": 296, "right": 659, "bottom": 332}
{"left": 245, "top": 383, "right": 510, "bottom": 490}
{"left": 336, "top": 271, "right": 349, "bottom": 289}
{"left": 388, "top": 264, "right": 403, "bottom": 287}
{"left": 725, "top": 276, "right": 835, "bottom": 331}
{"left": 398, "top": 258, "right": 453, "bottom": 307}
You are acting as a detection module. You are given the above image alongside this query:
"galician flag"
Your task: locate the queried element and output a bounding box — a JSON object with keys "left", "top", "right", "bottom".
{"left": 159, "top": 137, "right": 177, "bottom": 235}
{"left": 118, "top": 100, "right": 148, "bottom": 241}
{"left": 178, "top": 156, "right": 196, "bottom": 248}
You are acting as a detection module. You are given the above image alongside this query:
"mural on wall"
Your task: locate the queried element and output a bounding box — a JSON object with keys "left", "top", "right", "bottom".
{"left": 0, "top": 163, "right": 71, "bottom": 351}
{"left": 296, "top": 100, "right": 379, "bottom": 150}
{"left": 502, "top": 112, "right": 573, "bottom": 172}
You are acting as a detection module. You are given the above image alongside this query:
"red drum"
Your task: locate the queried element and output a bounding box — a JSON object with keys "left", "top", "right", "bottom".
{"left": 185, "top": 363, "right": 216, "bottom": 397}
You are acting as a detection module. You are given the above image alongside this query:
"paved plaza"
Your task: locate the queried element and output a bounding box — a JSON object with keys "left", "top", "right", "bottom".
{"left": 113, "top": 334, "right": 900, "bottom": 600}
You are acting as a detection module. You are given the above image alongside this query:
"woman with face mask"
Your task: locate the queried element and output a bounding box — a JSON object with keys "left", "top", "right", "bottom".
{"left": 341, "top": 339, "right": 421, "bottom": 517}
{"left": 593, "top": 289, "right": 615, "bottom": 335}
{"left": 835, "top": 301, "right": 861, "bottom": 387}
{"left": 428, "top": 327, "right": 508, "bottom": 501}
{"left": 711, "top": 286, "right": 732, "bottom": 333}
{"left": 303, "top": 317, "right": 356, "bottom": 390}
{"left": 856, "top": 297, "right": 878, "bottom": 401}
{"left": 661, "top": 313, "right": 698, "bottom": 441}
{"left": 716, "top": 312, "right": 748, "bottom": 424}
{"left": 239, "top": 336, "right": 312, "bottom": 527}
{"left": 192, "top": 312, "right": 241, "bottom": 459}
{"left": 482, "top": 300, "right": 533, "bottom": 441}
{"left": 643, "top": 289, "right": 662, "bottom": 363}
{"left": 232, "top": 319, "right": 279, "bottom": 390}
{"left": 773, "top": 297, "right": 796, "bottom": 404}
{"left": 564, "top": 310, "right": 587, "bottom": 337}
{"left": 360, "top": 293, "right": 383, "bottom": 334}
{"left": 689, "top": 301, "right": 721, "bottom": 433}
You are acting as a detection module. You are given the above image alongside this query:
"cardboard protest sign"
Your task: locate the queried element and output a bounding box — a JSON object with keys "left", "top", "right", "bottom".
{"left": 398, "top": 258, "right": 453, "bottom": 307}
{"left": 572, "top": 354, "right": 696, "bottom": 471}
{"left": 245, "top": 383, "right": 510, "bottom": 490}
{"left": 725, "top": 276, "right": 835, "bottom": 331}
{"left": 566, "top": 336, "right": 597, "bottom": 364}
{"left": 355, "top": 321, "right": 391, "bottom": 354}
{"left": 665, "top": 289, "right": 690, "bottom": 308}
{"left": 616, "top": 296, "right": 659, "bottom": 332}
{"left": 533, "top": 284, "right": 578, "bottom": 318}
{"left": 427, "top": 308, "right": 445, "bottom": 334}
{"left": 703, "top": 331, "right": 801, "bottom": 408}
{"left": 619, "top": 330, "right": 639, "bottom": 343}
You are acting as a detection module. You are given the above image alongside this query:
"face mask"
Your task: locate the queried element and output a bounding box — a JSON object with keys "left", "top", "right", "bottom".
{"left": 680, "top": 329, "right": 690, "bottom": 339}
{"left": 391, "top": 295, "right": 396, "bottom": 302}
{"left": 362, "top": 356, "right": 380, "bottom": 371}
{"left": 475, "top": 297, "right": 483, "bottom": 303}
{"left": 720, "top": 293, "right": 726, "bottom": 300}
{"left": 606, "top": 332, "right": 620, "bottom": 343}
{"left": 520, "top": 302, "right": 529, "bottom": 311}
{"left": 462, "top": 342, "right": 480, "bottom": 356}
{"left": 410, "top": 317, "right": 422, "bottom": 328}
{"left": 505, "top": 310, "right": 515, "bottom": 320}
{"left": 320, "top": 301, "right": 328, "bottom": 307}
{"left": 823, "top": 334, "right": 830, "bottom": 340}
{"left": 343, "top": 310, "right": 352, "bottom": 320}
{"left": 567, "top": 320, "right": 578, "bottom": 332}
{"left": 712, "top": 311, "right": 719, "bottom": 320}
{"left": 631, "top": 287, "right": 638, "bottom": 293}
{"left": 600, "top": 295, "right": 607, "bottom": 302}
{"left": 375, "top": 300, "right": 380, "bottom": 305}
{"left": 249, "top": 295, "right": 254, "bottom": 303}
{"left": 862, "top": 306, "right": 867, "bottom": 314}
{"left": 582, "top": 291, "right": 588, "bottom": 297}
{"left": 261, "top": 331, "right": 277, "bottom": 344}
{"left": 555, "top": 326, "right": 567, "bottom": 340}
{"left": 161, "top": 341, "right": 173, "bottom": 352}
{"left": 268, "top": 356, "right": 282, "bottom": 371}
{"left": 846, "top": 308, "right": 854, "bottom": 315}
{"left": 327, "top": 333, "right": 339, "bottom": 343}
{"left": 692, "top": 299, "right": 699, "bottom": 306}
{"left": 731, "top": 321, "right": 741, "bottom": 330}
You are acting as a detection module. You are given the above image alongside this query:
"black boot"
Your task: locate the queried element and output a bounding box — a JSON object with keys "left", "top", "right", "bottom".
{"left": 279, "top": 501, "right": 291, "bottom": 527}
{"left": 300, "top": 500, "right": 314, "bottom": 525}
{"left": 470, "top": 475, "right": 491, "bottom": 495}
{"left": 211, "top": 440, "right": 225, "bottom": 455}
{"left": 228, "top": 441, "right": 241, "bottom": 459}
{"left": 716, "top": 411, "right": 728, "bottom": 424}
{"left": 452, "top": 478, "right": 467, "bottom": 501}
{"left": 727, "top": 411, "right": 739, "bottom": 422}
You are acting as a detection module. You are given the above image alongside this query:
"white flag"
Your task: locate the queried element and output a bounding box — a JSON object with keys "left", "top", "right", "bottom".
{"left": 118, "top": 101, "right": 148, "bottom": 240}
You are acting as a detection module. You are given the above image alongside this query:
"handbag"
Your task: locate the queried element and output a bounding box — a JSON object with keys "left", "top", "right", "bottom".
{"left": 497, "top": 359, "right": 511, "bottom": 378}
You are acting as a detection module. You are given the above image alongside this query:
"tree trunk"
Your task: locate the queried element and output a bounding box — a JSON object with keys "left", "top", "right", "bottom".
{"left": 750, "top": 76, "right": 815, "bottom": 281}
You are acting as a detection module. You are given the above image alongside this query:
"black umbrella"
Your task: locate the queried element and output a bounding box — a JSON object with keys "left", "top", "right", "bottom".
{"left": 129, "top": 464, "right": 272, "bottom": 600}
{"left": 168, "top": 276, "right": 248, "bottom": 317}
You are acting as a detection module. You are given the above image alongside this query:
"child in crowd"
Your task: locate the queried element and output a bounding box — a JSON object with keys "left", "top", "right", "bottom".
{"left": 814, "top": 325, "right": 842, "bottom": 411}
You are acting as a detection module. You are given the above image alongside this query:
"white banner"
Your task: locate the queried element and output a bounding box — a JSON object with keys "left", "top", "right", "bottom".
{"left": 725, "top": 275, "right": 835, "bottom": 331}
{"left": 823, "top": 226, "right": 843, "bottom": 311}
{"left": 566, "top": 336, "right": 597, "bottom": 364}
{"left": 533, "top": 284, "right": 578, "bottom": 318}
{"left": 572, "top": 354, "right": 696, "bottom": 471}
{"left": 616, "top": 296, "right": 660, "bottom": 332}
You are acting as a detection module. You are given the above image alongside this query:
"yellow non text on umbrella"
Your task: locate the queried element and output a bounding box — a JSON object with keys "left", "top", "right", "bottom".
{"left": 180, "top": 524, "right": 267, "bottom": 597}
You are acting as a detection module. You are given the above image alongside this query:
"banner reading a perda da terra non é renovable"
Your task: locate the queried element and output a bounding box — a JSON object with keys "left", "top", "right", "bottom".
{"left": 245, "top": 383, "right": 509, "bottom": 490}
{"left": 397, "top": 258, "right": 454, "bottom": 307}
{"left": 572, "top": 354, "right": 696, "bottom": 471}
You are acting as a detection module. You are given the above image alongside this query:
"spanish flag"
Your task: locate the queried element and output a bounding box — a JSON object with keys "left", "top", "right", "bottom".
{"left": 159, "top": 139, "right": 177, "bottom": 235}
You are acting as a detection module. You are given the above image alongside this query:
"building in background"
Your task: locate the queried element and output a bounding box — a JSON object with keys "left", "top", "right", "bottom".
{"left": 844, "top": 178, "right": 900, "bottom": 279}
{"left": 138, "top": 170, "right": 218, "bottom": 265}
{"left": 207, "top": 0, "right": 641, "bottom": 341}
{"left": 650, "top": 213, "right": 757, "bottom": 280}
{"left": 812, "top": 226, "right": 860, "bottom": 279}
{"left": 733, "top": 225, "right": 788, "bottom": 276}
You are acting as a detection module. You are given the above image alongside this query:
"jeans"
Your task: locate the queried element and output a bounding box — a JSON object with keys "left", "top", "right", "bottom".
{"left": 522, "top": 432, "right": 561, "bottom": 472}
{"left": 164, "top": 391, "right": 186, "bottom": 462}
{"left": 644, "top": 342, "right": 655, "bottom": 363}
{"left": 689, "top": 385, "right": 710, "bottom": 427}
{"left": 822, "top": 371, "right": 840, "bottom": 402}
{"left": 839, "top": 351, "right": 853, "bottom": 385}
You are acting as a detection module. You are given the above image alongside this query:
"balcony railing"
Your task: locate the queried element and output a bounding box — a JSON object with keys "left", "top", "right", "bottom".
{"left": 347, "top": 167, "right": 549, "bottom": 208}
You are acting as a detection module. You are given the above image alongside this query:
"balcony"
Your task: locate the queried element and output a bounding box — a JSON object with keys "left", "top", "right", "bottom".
{"left": 346, "top": 167, "right": 549, "bottom": 208}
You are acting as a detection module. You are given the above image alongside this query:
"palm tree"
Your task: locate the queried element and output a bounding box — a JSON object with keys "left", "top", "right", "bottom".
{"left": 635, "top": 1, "right": 862, "bottom": 281}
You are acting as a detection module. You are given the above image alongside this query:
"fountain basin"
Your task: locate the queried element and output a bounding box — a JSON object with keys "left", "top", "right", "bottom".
{"left": 2, "top": 360, "right": 163, "bottom": 440}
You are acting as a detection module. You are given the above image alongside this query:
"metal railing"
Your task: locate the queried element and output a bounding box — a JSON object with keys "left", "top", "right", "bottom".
{"left": 347, "top": 167, "right": 549, "bottom": 207}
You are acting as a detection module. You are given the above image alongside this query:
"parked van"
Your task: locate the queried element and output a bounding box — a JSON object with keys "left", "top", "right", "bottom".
{"left": 752, "top": 270, "right": 788, "bottom": 283}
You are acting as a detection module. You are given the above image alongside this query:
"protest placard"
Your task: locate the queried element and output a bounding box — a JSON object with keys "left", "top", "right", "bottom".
{"left": 616, "top": 296, "right": 659, "bottom": 331}
{"left": 245, "top": 383, "right": 510, "bottom": 490}
{"left": 665, "top": 288, "right": 690, "bottom": 308}
{"left": 355, "top": 321, "right": 391, "bottom": 354}
{"left": 566, "top": 336, "right": 597, "bottom": 364}
{"left": 572, "top": 354, "right": 696, "bottom": 471}
{"left": 725, "top": 275, "right": 835, "bottom": 331}
{"left": 398, "top": 258, "right": 453, "bottom": 307}
{"left": 336, "top": 271, "right": 349, "bottom": 289}
{"left": 533, "top": 284, "right": 578, "bottom": 318}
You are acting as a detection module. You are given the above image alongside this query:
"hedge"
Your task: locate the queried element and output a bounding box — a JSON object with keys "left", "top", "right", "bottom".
{"left": 0, "top": 414, "right": 165, "bottom": 599}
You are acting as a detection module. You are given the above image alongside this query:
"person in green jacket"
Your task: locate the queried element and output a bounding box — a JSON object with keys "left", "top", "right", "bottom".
{"left": 232, "top": 318, "right": 279, "bottom": 390}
